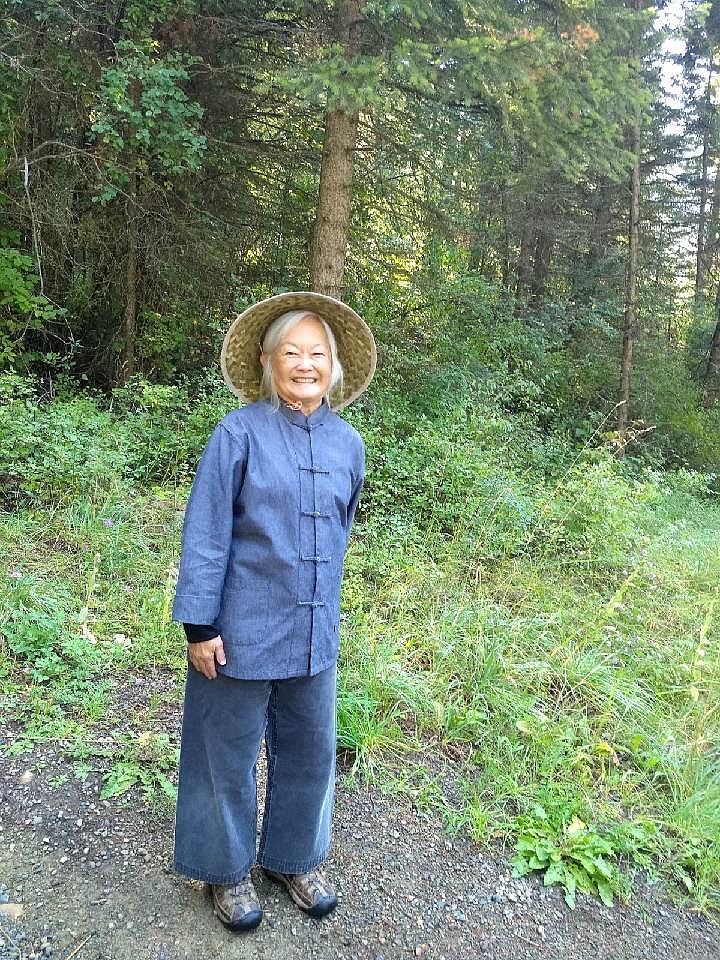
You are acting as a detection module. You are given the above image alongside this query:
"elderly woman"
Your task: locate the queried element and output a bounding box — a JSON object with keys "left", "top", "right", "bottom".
{"left": 171, "top": 292, "right": 376, "bottom": 932}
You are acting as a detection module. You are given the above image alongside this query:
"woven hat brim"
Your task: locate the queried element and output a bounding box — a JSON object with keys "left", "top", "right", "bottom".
{"left": 220, "top": 292, "right": 377, "bottom": 411}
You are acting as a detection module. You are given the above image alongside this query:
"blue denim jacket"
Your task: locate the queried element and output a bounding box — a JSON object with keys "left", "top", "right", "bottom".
{"left": 172, "top": 398, "right": 365, "bottom": 679}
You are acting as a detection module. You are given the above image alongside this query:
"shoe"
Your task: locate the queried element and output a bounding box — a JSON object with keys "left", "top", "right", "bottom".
{"left": 210, "top": 874, "right": 263, "bottom": 931}
{"left": 263, "top": 867, "right": 338, "bottom": 918}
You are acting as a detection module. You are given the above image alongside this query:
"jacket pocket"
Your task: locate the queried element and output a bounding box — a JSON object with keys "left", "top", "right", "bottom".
{"left": 216, "top": 572, "right": 269, "bottom": 643}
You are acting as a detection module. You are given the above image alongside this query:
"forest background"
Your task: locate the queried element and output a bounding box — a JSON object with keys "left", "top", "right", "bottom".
{"left": 1, "top": 0, "right": 720, "bottom": 914}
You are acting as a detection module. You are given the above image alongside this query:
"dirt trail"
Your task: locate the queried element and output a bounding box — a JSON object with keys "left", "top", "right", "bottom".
{"left": 1, "top": 738, "right": 717, "bottom": 960}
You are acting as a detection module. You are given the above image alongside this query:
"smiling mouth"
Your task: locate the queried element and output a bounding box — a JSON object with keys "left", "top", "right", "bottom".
{"left": 292, "top": 378, "right": 317, "bottom": 383}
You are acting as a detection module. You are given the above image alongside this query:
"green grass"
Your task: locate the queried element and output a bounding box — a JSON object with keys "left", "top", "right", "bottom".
{"left": 339, "top": 470, "right": 720, "bottom": 911}
{"left": 1, "top": 380, "right": 719, "bottom": 912}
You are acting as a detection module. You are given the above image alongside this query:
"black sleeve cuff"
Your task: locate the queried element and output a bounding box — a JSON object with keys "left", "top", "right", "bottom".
{"left": 184, "top": 623, "right": 220, "bottom": 643}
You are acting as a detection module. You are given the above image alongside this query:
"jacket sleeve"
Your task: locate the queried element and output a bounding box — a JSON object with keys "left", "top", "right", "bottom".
{"left": 345, "top": 439, "right": 366, "bottom": 538}
{"left": 172, "top": 422, "right": 247, "bottom": 625}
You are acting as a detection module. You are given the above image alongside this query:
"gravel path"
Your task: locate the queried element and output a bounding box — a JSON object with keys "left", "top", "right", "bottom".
{"left": 1, "top": 691, "right": 718, "bottom": 960}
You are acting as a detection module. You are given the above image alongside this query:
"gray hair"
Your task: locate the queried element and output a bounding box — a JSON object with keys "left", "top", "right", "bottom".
{"left": 260, "top": 309, "right": 344, "bottom": 411}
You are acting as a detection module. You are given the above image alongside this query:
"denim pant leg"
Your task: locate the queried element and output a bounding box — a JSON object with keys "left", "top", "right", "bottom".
{"left": 257, "top": 664, "right": 337, "bottom": 874}
{"left": 173, "top": 665, "right": 271, "bottom": 884}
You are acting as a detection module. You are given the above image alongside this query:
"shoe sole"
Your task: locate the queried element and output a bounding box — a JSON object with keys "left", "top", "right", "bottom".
{"left": 263, "top": 869, "right": 338, "bottom": 919}
{"left": 216, "top": 909, "right": 263, "bottom": 932}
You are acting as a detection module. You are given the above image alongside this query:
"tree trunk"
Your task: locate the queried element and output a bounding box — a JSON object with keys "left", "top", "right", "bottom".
{"left": 618, "top": 117, "right": 641, "bottom": 441}
{"left": 565, "top": 179, "right": 614, "bottom": 340}
{"left": 121, "top": 151, "right": 138, "bottom": 382}
{"left": 309, "top": 0, "right": 365, "bottom": 298}
{"left": 515, "top": 202, "right": 535, "bottom": 298}
{"left": 309, "top": 108, "right": 359, "bottom": 298}
{"left": 586, "top": 178, "right": 613, "bottom": 278}
{"left": 695, "top": 71, "right": 713, "bottom": 302}
{"left": 703, "top": 283, "right": 720, "bottom": 407}
{"left": 706, "top": 160, "right": 720, "bottom": 277}
{"left": 468, "top": 214, "right": 490, "bottom": 271}
{"left": 500, "top": 184, "right": 511, "bottom": 290}
{"left": 530, "top": 231, "right": 552, "bottom": 305}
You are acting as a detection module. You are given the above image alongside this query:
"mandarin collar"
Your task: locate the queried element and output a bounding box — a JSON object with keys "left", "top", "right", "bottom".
{"left": 273, "top": 396, "right": 331, "bottom": 429}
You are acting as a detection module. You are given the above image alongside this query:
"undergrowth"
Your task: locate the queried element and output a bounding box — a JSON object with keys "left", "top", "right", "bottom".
{"left": 0, "top": 371, "right": 718, "bottom": 912}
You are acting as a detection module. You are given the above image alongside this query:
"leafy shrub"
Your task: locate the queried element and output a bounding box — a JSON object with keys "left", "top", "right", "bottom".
{"left": 109, "top": 374, "right": 235, "bottom": 484}
{"left": 0, "top": 389, "right": 130, "bottom": 505}
{"left": 512, "top": 805, "right": 621, "bottom": 908}
{"left": 536, "top": 455, "right": 661, "bottom": 564}
{"left": 1, "top": 576, "right": 104, "bottom": 683}
{"left": 0, "top": 372, "right": 238, "bottom": 503}
{"left": 0, "top": 238, "right": 63, "bottom": 367}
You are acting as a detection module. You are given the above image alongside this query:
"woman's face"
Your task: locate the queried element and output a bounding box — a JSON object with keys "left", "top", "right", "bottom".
{"left": 261, "top": 316, "right": 332, "bottom": 412}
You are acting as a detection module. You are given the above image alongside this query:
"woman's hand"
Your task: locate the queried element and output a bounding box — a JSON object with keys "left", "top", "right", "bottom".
{"left": 188, "top": 636, "right": 227, "bottom": 679}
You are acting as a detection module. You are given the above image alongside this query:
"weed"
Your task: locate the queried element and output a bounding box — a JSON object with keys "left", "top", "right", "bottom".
{"left": 99, "top": 731, "right": 179, "bottom": 806}
{"left": 512, "top": 805, "right": 621, "bottom": 908}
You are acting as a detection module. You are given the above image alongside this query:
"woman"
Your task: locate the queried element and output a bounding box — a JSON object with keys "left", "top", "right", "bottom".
{"left": 171, "top": 292, "right": 376, "bottom": 932}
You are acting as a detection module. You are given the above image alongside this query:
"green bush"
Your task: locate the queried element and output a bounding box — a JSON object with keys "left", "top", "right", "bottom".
{"left": 0, "top": 371, "right": 239, "bottom": 504}
{"left": 0, "top": 376, "right": 130, "bottom": 505}
{"left": 0, "top": 238, "right": 64, "bottom": 367}
{"left": 109, "top": 374, "right": 235, "bottom": 484}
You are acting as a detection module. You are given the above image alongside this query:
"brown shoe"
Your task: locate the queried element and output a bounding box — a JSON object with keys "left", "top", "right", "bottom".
{"left": 211, "top": 874, "right": 263, "bottom": 931}
{"left": 263, "top": 867, "right": 338, "bottom": 918}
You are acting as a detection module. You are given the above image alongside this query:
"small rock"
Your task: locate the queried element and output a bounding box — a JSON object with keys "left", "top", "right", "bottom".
{"left": 0, "top": 903, "right": 24, "bottom": 919}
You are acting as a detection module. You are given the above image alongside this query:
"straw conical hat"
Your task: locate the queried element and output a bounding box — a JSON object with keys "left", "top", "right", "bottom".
{"left": 220, "top": 291, "right": 376, "bottom": 411}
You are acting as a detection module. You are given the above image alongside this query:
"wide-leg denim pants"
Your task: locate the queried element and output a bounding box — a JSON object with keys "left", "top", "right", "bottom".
{"left": 173, "top": 662, "right": 337, "bottom": 884}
